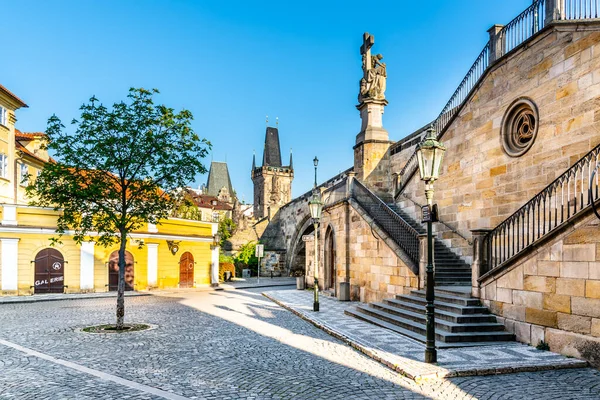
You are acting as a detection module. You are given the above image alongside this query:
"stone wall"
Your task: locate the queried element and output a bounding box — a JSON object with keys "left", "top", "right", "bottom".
{"left": 303, "top": 200, "right": 418, "bottom": 304}
{"left": 394, "top": 24, "right": 600, "bottom": 240}
{"left": 479, "top": 212, "right": 600, "bottom": 366}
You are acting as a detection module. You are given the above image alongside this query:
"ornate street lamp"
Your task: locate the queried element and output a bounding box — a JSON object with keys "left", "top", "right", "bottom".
{"left": 309, "top": 157, "right": 323, "bottom": 312}
{"left": 416, "top": 126, "right": 446, "bottom": 364}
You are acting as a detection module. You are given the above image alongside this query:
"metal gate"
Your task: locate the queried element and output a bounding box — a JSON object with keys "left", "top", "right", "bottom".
{"left": 179, "top": 252, "right": 194, "bottom": 288}
{"left": 34, "top": 249, "right": 65, "bottom": 294}
{"left": 108, "top": 250, "right": 135, "bottom": 291}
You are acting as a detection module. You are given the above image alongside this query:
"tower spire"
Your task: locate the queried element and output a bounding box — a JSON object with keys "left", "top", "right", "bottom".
{"left": 289, "top": 148, "right": 293, "bottom": 169}
{"left": 252, "top": 150, "right": 256, "bottom": 170}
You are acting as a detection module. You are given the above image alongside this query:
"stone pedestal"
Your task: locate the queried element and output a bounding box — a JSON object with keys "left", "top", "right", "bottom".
{"left": 354, "top": 99, "right": 392, "bottom": 200}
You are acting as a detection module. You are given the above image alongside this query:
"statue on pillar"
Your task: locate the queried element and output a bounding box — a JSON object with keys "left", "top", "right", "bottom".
{"left": 359, "top": 32, "right": 387, "bottom": 103}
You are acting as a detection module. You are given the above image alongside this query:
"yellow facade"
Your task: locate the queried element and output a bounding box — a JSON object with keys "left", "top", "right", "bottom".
{"left": 0, "top": 84, "right": 218, "bottom": 296}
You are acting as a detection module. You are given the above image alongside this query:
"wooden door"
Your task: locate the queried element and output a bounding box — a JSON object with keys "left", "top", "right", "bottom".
{"left": 34, "top": 249, "right": 65, "bottom": 294}
{"left": 108, "top": 250, "right": 135, "bottom": 291}
{"left": 179, "top": 252, "right": 194, "bottom": 288}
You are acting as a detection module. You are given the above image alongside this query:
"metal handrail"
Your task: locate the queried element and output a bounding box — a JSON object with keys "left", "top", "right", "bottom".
{"left": 498, "top": 0, "right": 546, "bottom": 54}
{"left": 486, "top": 142, "right": 600, "bottom": 270}
{"left": 352, "top": 179, "right": 420, "bottom": 263}
{"left": 560, "top": 0, "right": 600, "bottom": 19}
{"left": 396, "top": 0, "right": 600, "bottom": 196}
{"left": 397, "top": 42, "right": 490, "bottom": 193}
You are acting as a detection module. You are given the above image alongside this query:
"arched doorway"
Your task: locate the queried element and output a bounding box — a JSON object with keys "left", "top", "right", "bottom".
{"left": 34, "top": 249, "right": 65, "bottom": 294}
{"left": 290, "top": 223, "right": 315, "bottom": 275}
{"left": 324, "top": 226, "right": 336, "bottom": 292}
{"left": 108, "top": 250, "right": 135, "bottom": 291}
{"left": 179, "top": 252, "right": 194, "bottom": 288}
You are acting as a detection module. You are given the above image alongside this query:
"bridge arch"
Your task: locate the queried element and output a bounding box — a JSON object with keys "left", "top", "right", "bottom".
{"left": 286, "top": 214, "right": 315, "bottom": 275}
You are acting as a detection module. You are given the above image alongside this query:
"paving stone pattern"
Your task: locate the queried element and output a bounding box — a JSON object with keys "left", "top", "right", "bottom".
{"left": 263, "top": 290, "right": 588, "bottom": 380}
{"left": 0, "top": 288, "right": 598, "bottom": 399}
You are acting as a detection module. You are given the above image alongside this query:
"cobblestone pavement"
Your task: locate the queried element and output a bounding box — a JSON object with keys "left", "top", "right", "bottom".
{"left": 0, "top": 288, "right": 598, "bottom": 399}
{"left": 262, "top": 290, "right": 588, "bottom": 380}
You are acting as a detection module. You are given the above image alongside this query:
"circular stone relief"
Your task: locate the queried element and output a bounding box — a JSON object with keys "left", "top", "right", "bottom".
{"left": 501, "top": 97, "right": 539, "bottom": 157}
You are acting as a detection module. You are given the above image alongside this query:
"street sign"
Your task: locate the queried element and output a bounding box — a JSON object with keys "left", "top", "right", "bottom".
{"left": 255, "top": 244, "right": 264, "bottom": 258}
{"left": 302, "top": 235, "right": 314, "bottom": 242}
{"left": 422, "top": 205, "right": 431, "bottom": 223}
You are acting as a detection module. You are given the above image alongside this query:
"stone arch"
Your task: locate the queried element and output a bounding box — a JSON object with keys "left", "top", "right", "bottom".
{"left": 324, "top": 224, "right": 337, "bottom": 292}
{"left": 286, "top": 215, "right": 315, "bottom": 275}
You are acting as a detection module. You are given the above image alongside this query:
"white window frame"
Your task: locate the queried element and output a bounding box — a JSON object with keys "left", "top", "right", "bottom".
{"left": 0, "top": 106, "right": 7, "bottom": 127}
{"left": 18, "top": 162, "right": 28, "bottom": 186}
{"left": 0, "top": 154, "right": 7, "bottom": 178}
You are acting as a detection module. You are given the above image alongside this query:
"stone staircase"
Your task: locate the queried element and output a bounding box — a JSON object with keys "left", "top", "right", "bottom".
{"left": 345, "top": 287, "right": 515, "bottom": 347}
{"left": 387, "top": 204, "right": 471, "bottom": 286}
{"left": 344, "top": 192, "right": 514, "bottom": 346}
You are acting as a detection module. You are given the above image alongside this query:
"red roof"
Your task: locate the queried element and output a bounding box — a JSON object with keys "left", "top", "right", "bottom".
{"left": 15, "top": 129, "right": 46, "bottom": 140}
{"left": 15, "top": 141, "right": 48, "bottom": 165}
{"left": 186, "top": 189, "right": 233, "bottom": 211}
{"left": 0, "top": 84, "right": 28, "bottom": 108}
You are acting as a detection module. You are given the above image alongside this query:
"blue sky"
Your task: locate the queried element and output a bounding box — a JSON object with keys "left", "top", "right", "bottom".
{"left": 2, "top": 0, "right": 532, "bottom": 202}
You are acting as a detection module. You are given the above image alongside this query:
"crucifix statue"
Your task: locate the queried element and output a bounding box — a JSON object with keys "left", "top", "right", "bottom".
{"left": 359, "top": 32, "right": 386, "bottom": 102}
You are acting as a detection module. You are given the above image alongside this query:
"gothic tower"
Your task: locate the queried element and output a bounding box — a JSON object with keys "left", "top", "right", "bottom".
{"left": 251, "top": 126, "right": 293, "bottom": 219}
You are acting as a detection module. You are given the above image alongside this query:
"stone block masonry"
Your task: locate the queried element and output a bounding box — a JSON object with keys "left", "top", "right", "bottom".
{"left": 480, "top": 214, "right": 600, "bottom": 367}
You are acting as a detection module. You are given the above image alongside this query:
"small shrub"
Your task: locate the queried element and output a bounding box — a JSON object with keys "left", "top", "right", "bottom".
{"left": 219, "top": 253, "right": 234, "bottom": 264}
{"left": 536, "top": 340, "right": 550, "bottom": 351}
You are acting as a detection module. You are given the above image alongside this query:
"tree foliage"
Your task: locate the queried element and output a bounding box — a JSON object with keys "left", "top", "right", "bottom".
{"left": 27, "top": 88, "right": 210, "bottom": 328}
{"left": 218, "top": 217, "right": 236, "bottom": 246}
{"left": 234, "top": 241, "right": 258, "bottom": 275}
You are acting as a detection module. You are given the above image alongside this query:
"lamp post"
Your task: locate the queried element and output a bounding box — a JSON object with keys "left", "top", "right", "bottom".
{"left": 308, "top": 157, "right": 323, "bottom": 312}
{"left": 416, "top": 126, "right": 446, "bottom": 364}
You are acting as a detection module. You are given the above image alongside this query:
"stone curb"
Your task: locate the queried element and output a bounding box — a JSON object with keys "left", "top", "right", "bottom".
{"left": 0, "top": 292, "right": 151, "bottom": 305}
{"left": 216, "top": 283, "right": 296, "bottom": 291}
{"left": 0, "top": 282, "right": 295, "bottom": 305}
{"left": 262, "top": 292, "right": 589, "bottom": 382}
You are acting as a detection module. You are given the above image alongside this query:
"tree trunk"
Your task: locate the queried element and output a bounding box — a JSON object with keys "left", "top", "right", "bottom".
{"left": 116, "top": 235, "right": 127, "bottom": 330}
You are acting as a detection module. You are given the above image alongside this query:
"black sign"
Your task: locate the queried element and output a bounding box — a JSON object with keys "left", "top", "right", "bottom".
{"left": 422, "top": 205, "right": 431, "bottom": 223}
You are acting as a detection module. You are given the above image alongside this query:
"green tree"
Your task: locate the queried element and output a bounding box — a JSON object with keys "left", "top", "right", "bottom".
{"left": 27, "top": 88, "right": 210, "bottom": 329}
{"left": 218, "top": 217, "right": 236, "bottom": 246}
{"left": 234, "top": 241, "right": 259, "bottom": 275}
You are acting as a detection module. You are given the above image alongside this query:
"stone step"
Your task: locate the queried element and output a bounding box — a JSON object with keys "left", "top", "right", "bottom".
{"left": 435, "top": 273, "right": 471, "bottom": 280}
{"left": 434, "top": 267, "right": 472, "bottom": 273}
{"left": 409, "top": 290, "right": 482, "bottom": 306}
{"left": 347, "top": 306, "right": 515, "bottom": 343}
{"left": 393, "top": 294, "right": 489, "bottom": 315}
{"left": 377, "top": 300, "right": 498, "bottom": 324}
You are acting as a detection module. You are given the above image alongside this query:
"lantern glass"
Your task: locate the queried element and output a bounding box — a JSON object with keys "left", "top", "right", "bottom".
{"left": 432, "top": 148, "right": 445, "bottom": 180}
{"left": 416, "top": 127, "right": 446, "bottom": 182}
{"left": 308, "top": 193, "right": 323, "bottom": 221}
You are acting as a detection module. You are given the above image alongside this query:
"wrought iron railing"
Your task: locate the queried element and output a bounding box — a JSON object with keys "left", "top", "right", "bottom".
{"left": 352, "top": 179, "right": 420, "bottom": 264}
{"left": 499, "top": 0, "right": 546, "bottom": 54}
{"left": 561, "top": 0, "right": 600, "bottom": 19}
{"left": 397, "top": 42, "right": 490, "bottom": 193}
{"left": 486, "top": 142, "right": 600, "bottom": 271}
{"left": 396, "top": 0, "right": 600, "bottom": 196}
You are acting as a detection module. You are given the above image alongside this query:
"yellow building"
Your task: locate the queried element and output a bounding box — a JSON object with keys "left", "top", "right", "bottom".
{"left": 0, "top": 83, "right": 218, "bottom": 296}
